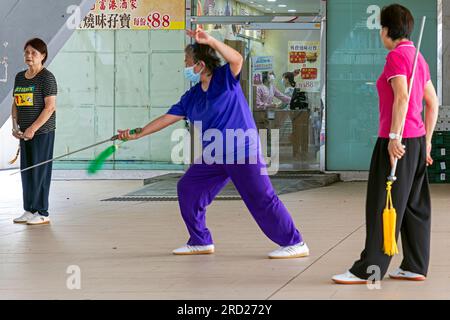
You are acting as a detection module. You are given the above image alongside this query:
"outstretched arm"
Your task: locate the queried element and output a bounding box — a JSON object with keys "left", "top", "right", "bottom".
{"left": 273, "top": 86, "right": 292, "bottom": 104}
{"left": 117, "top": 114, "right": 184, "bottom": 140}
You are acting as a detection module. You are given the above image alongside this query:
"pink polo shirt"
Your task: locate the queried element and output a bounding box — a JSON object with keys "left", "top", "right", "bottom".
{"left": 376, "top": 41, "right": 431, "bottom": 138}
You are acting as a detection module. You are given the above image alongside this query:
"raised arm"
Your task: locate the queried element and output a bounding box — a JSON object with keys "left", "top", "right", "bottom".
{"left": 187, "top": 28, "right": 243, "bottom": 77}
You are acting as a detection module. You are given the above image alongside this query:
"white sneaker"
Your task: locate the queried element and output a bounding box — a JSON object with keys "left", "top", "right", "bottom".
{"left": 268, "top": 242, "right": 310, "bottom": 259}
{"left": 26, "top": 214, "right": 50, "bottom": 225}
{"left": 172, "top": 244, "right": 214, "bottom": 255}
{"left": 389, "top": 268, "right": 426, "bottom": 281}
{"left": 13, "top": 211, "right": 36, "bottom": 224}
{"left": 332, "top": 271, "right": 368, "bottom": 285}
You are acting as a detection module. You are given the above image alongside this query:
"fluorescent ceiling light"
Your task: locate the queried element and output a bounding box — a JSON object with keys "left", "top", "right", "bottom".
{"left": 288, "top": 9, "right": 297, "bottom": 12}
{"left": 278, "top": 4, "right": 287, "bottom": 7}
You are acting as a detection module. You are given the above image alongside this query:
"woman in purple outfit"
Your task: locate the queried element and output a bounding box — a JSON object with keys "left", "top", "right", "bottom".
{"left": 118, "top": 28, "right": 309, "bottom": 258}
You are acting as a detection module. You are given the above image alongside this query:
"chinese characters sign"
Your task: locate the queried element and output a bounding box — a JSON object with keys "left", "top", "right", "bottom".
{"left": 251, "top": 56, "right": 273, "bottom": 84}
{"left": 78, "top": 0, "right": 185, "bottom": 30}
{"left": 252, "top": 56, "right": 273, "bottom": 73}
{"left": 288, "top": 41, "right": 321, "bottom": 92}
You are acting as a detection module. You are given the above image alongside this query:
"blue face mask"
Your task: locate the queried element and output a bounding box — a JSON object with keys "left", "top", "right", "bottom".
{"left": 184, "top": 63, "right": 203, "bottom": 84}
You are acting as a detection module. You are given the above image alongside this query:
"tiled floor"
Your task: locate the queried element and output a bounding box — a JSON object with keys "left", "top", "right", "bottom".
{"left": 0, "top": 170, "right": 449, "bottom": 300}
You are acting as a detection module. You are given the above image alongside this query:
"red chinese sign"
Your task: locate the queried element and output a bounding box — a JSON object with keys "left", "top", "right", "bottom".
{"left": 79, "top": 0, "right": 184, "bottom": 30}
{"left": 289, "top": 52, "right": 306, "bottom": 64}
{"left": 301, "top": 68, "right": 318, "bottom": 80}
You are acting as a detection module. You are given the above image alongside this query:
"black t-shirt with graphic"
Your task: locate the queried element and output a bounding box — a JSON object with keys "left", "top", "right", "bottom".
{"left": 13, "top": 68, "right": 57, "bottom": 135}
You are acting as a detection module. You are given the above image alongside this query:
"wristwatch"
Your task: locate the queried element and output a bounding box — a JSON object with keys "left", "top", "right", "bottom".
{"left": 389, "top": 133, "right": 401, "bottom": 140}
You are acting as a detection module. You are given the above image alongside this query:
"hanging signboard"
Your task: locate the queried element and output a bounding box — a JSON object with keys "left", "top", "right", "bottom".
{"left": 78, "top": 0, "right": 185, "bottom": 30}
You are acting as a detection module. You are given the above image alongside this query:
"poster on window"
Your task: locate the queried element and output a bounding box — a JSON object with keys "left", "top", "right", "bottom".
{"left": 251, "top": 56, "right": 273, "bottom": 84}
{"left": 288, "top": 41, "right": 320, "bottom": 92}
{"left": 78, "top": 0, "right": 185, "bottom": 30}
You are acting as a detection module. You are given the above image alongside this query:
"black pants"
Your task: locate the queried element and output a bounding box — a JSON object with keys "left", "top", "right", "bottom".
{"left": 350, "top": 136, "right": 431, "bottom": 280}
{"left": 20, "top": 131, "right": 55, "bottom": 217}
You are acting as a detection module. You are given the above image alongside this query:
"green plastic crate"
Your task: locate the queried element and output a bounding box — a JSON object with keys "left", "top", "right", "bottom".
{"left": 431, "top": 146, "right": 449, "bottom": 160}
{"left": 428, "top": 171, "right": 450, "bottom": 183}
{"left": 427, "top": 160, "right": 449, "bottom": 173}
{"left": 432, "top": 131, "right": 450, "bottom": 146}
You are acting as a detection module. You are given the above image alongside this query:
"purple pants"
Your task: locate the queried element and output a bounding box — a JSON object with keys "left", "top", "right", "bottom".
{"left": 176, "top": 161, "right": 303, "bottom": 246}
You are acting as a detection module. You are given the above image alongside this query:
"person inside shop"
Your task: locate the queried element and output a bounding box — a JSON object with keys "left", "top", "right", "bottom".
{"left": 255, "top": 71, "right": 291, "bottom": 110}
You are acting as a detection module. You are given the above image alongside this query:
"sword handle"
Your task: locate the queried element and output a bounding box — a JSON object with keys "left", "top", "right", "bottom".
{"left": 111, "top": 127, "right": 143, "bottom": 141}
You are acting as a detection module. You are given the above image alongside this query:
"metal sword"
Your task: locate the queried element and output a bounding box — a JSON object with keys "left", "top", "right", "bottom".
{"left": 10, "top": 128, "right": 142, "bottom": 175}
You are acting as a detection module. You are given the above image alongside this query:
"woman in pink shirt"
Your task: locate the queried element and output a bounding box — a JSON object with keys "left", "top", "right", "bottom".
{"left": 255, "top": 71, "right": 291, "bottom": 109}
{"left": 333, "top": 4, "right": 439, "bottom": 284}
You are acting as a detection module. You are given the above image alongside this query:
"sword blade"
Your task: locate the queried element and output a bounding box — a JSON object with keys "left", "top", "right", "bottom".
{"left": 10, "top": 137, "right": 114, "bottom": 176}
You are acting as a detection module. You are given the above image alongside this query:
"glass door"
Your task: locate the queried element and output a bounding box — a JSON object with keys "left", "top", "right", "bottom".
{"left": 190, "top": 14, "right": 324, "bottom": 171}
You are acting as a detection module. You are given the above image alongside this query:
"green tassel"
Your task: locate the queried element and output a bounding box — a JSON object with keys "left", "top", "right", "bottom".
{"left": 87, "top": 128, "right": 141, "bottom": 175}
{"left": 87, "top": 145, "right": 118, "bottom": 175}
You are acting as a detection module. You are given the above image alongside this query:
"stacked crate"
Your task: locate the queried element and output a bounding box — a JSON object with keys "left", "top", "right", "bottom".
{"left": 435, "top": 105, "right": 450, "bottom": 132}
{"left": 428, "top": 131, "right": 450, "bottom": 183}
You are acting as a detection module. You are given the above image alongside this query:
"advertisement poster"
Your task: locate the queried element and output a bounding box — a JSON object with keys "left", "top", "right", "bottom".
{"left": 251, "top": 56, "right": 273, "bottom": 84}
{"left": 78, "top": 0, "right": 185, "bottom": 30}
{"left": 288, "top": 41, "right": 320, "bottom": 92}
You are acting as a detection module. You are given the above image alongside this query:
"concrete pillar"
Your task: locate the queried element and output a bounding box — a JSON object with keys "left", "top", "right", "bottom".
{"left": 0, "top": 0, "right": 96, "bottom": 130}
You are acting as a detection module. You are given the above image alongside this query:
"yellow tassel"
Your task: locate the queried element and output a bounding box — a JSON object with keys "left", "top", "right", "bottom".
{"left": 8, "top": 146, "right": 20, "bottom": 165}
{"left": 383, "top": 181, "right": 399, "bottom": 256}
{"left": 389, "top": 208, "right": 399, "bottom": 255}
{"left": 382, "top": 208, "right": 391, "bottom": 254}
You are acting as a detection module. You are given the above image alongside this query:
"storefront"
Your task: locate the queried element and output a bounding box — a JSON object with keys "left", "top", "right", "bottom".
{"left": 326, "top": 0, "right": 438, "bottom": 170}
{"left": 47, "top": 0, "right": 439, "bottom": 172}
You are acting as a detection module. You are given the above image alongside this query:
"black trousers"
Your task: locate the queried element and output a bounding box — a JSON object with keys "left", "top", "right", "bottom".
{"left": 350, "top": 136, "right": 431, "bottom": 280}
{"left": 20, "top": 131, "right": 55, "bottom": 217}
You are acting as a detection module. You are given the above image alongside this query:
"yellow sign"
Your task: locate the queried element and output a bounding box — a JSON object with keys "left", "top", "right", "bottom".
{"left": 78, "top": 0, "right": 185, "bottom": 30}
{"left": 14, "top": 86, "right": 34, "bottom": 107}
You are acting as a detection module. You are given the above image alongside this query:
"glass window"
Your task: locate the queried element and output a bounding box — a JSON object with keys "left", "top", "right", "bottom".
{"left": 48, "top": 29, "right": 187, "bottom": 169}
{"left": 326, "top": 0, "right": 437, "bottom": 170}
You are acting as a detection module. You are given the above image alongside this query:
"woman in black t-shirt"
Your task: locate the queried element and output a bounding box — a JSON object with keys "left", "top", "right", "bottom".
{"left": 11, "top": 38, "right": 57, "bottom": 225}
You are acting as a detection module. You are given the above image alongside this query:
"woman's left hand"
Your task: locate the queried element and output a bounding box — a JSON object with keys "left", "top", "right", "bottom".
{"left": 186, "top": 27, "right": 212, "bottom": 45}
{"left": 426, "top": 142, "right": 433, "bottom": 166}
{"left": 23, "top": 127, "right": 36, "bottom": 140}
{"left": 388, "top": 139, "right": 405, "bottom": 167}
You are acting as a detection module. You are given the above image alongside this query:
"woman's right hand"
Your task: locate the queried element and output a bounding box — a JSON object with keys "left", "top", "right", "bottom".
{"left": 117, "top": 129, "right": 139, "bottom": 141}
{"left": 186, "top": 27, "right": 212, "bottom": 46}
{"left": 12, "top": 130, "right": 23, "bottom": 140}
{"left": 388, "top": 139, "right": 405, "bottom": 168}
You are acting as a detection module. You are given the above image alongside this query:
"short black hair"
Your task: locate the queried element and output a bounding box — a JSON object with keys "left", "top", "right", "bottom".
{"left": 262, "top": 71, "right": 270, "bottom": 85}
{"left": 380, "top": 4, "right": 414, "bottom": 41}
{"left": 24, "top": 38, "right": 48, "bottom": 64}
{"left": 185, "top": 43, "right": 221, "bottom": 72}
{"left": 282, "top": 72, "right": 296, "bottom": 88}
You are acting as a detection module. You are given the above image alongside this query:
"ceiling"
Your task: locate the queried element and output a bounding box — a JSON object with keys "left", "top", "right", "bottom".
{"left": 236, "top": 0, "right": 321, "bottom": 14}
